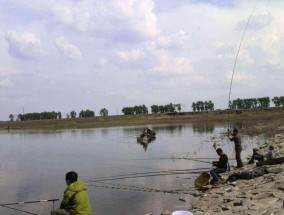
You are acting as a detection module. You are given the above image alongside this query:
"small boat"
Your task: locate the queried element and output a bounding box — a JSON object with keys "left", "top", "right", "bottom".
{"left": 137, "top": 135, "right": 156, "bottom": 144}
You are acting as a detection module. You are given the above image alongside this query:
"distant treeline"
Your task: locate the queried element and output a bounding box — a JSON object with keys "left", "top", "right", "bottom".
{"left": 122, "top": 103, "right": 181, "bottom": 115}
{"left": 191, "top": 101, "right": 214, "bottom": 111}
{"left": 8, "top": 96, "right": 284, "bottom": 121}
{"left": 229, "top": 96, "right": 284, "bottom": 109}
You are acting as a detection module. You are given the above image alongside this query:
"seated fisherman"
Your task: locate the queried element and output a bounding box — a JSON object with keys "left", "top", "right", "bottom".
{"left": 210, "top": 148, "right": 228, "bottom": 184}
{"left": 265, "top": 145, "right": 276, "bottom": 160}
{"left": 248, "top": 148, "right": 264, "bottom": 164}
{"left": 51, "top": 171, "right": 91, "bottom": 215}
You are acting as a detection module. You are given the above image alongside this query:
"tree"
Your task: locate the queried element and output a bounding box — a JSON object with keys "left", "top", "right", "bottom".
{"left": 79, "top": 109, "right": 95, "bottom": 117}
{"left": 100, "top": 108, "right": 108, "bottom": 116}
{"left": 192, "top": 102, "right": 196, "bottom": 111}
{"left": 57, "top": 112, "right": 62, "bottom": 119}
{"left": 9, "top": 114, "right": 14, "bottom": 122}
{"left": 272, "top": 96, "right": 280, "bottom": 107}
{"left": 70, "top": 111, "right": 76, "bottom": 118}
{"left": 151, "top": 105, "right": 159, "bottom": 114}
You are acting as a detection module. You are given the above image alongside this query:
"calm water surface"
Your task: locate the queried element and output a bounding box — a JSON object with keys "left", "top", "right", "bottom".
{"left": 0, "top": 123, "right": 265, "bottom": 215}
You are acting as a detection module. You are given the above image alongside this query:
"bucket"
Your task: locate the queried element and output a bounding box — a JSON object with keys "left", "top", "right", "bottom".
{"left": 194, "top": 172, "right": 210, "bottom": 190}
{"left": 172, "top": 211, "right": 193, "bottom": 215}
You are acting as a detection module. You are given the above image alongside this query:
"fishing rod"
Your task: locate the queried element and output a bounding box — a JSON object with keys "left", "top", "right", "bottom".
{"left": 85, "top": 169, "right": 207, "bottom": 183}
{"left": 109, "top": 134, "right": 138, "bottom": 140}
{"left": 0, "top": 199, "right": 59, "bottom": 215}
{"left": 84, "top": 167, "right": 209, "bottom": 182}
{"left": 135, "top": 157, "right": 235, "bottom": 160}
{"left": 1, "top": 198, "right": 59, "bottom": 206}
{"left": 227, "top": 0, "right": 259, "bottom": 128}
{"left": 87, "top": 182, "right": 196, "bottom": 195}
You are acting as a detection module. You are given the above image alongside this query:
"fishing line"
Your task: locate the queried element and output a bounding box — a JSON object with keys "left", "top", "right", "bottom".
{"left": 227, "top": 0, "right": 259, "bottom": 128}
{"left": 83, "top": 167, "right": 209, "bottom": 182}
{"left": 85, "top": 170, "right": 206, "bottom": 183}
{"left": 86, "top": 182, "right": 196, "bottom": 195}
{"left": 1, "top": 205, "right": 39, "bottom": 215}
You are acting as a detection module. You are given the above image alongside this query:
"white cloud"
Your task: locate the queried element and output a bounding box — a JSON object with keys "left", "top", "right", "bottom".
{"left": 0, "top": 79, "right": 13, "bottom": 87}
{"left": 55, "top": 37, "right": 82, "bottom": 60}
{"left": 4, "top": 30, "right": 44, "bottom": 61}
{"left": 0, "top": 64, "right": 17, "bottom": 77}
{"left": 50, "top": 2, "right": 91, "bottom": 32}
{"left": 98, "top": 58, "right": 107, "bottom": 66}
{"left": 117, "top": 49, "right": 145, "bottom": 61}
{"left": 225, "top": 71, "right": 255, "bottom": 83}
{"left": 151, "top": 51, "right": 192, "bottom": 75}
{"left": 49, "top": 0, "right": 158, "bottom": 41}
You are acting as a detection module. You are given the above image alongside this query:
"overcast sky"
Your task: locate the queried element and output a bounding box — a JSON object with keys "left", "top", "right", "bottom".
{"left": 0, "top": 0, "right": 283, "bottom": 120}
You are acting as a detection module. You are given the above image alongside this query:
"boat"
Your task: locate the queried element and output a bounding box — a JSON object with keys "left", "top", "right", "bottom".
{"left": 137, "top": 135, "right": 156, "bottom": 144}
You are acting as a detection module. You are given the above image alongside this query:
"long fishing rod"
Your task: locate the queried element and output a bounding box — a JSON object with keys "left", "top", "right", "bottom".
{"left": 0, "top": 199, "right": 59, "bottom": 215}
{"left": 227, "top": 0, "right": 259, "bottom": 128}
{"left": 85, "top": 170, "right": 206, "bottom": 183}
{"left": 109, "top": 134, "right": 138, "bottom": 140}
{"left": 0, "top": 198, "right": 59, "bottom": 215}
{"left": 1, "top": 198, "right": 59, "bottom": 206}
{"left": 87, "top": 183, "right": 196, "bottom": 195}
{"left": 84, "top": 167, "right": 209, "bottom": 182}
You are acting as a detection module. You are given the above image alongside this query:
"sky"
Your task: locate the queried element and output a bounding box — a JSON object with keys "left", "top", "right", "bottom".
{"left": 0, "top": 0, "right": 283, "bottom": 120}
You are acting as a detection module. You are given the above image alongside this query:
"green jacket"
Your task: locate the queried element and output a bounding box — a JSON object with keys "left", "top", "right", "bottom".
{"left": 60, "top": 181, "right": 92, "bottom": 215}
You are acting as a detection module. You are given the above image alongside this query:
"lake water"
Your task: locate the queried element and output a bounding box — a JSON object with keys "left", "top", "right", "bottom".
{"left": 0, "top": 123, "right": 265, "bottom": 215}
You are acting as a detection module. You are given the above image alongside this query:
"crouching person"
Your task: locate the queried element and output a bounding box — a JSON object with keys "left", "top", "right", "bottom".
{"left": 210, "top": 148, "right": 228, "bottom": 185}
{"left": 51, "top": 171, "right": 91, "bottom": 215}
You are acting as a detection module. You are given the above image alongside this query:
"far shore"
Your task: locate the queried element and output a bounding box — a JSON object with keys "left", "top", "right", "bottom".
{"left": 1, "top": 108, "right": 283, "bottom": 135}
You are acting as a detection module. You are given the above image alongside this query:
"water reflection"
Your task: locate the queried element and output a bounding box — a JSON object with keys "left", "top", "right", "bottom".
{"left": 0, "top": 123, "right": 267, "bottom": 215}
{"left": 192, "top": 122, "right": 215, "bottom": 134}
{"left": 137, "top": 136, "right": 156, "bottom": 151}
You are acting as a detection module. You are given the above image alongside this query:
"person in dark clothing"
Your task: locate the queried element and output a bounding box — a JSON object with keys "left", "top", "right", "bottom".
{"left": 210, "top": 148, "right": 228, "bottom": 184}
{"left": 228, "top": 128, "right": 243, "bottom": 168}
{"left": 248, "top": 148, "right": 264, "bottom": 164}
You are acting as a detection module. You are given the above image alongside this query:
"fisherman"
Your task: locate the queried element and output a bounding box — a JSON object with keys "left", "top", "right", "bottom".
{"left": 248, "top": 148, "right": 264, "bottom": 164}
{"left": 228, "top": 128, "right": 243, "bottom": 168}
{"left": 51, "top": 171, "right": 91, "bottom": 215}
{"left": 210, "top": 148, "right": 228, "bottom": 185}
{"left": 265, "top": 145, "right": 276, "bottom": 160}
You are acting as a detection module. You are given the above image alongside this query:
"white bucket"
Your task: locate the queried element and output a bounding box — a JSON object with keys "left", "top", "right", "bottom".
{"left": 172, "top": 211, "right": 193, "bottom": 215}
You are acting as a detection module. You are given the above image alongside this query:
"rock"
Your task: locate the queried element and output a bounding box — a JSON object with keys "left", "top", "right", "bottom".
{"left": 161, "top": 210, "right": 171, "bottom": 215}
{"left": 266, "top": 166, "right": 284, "bottom": 174}
{"left": 179, "top": 197, "right": 186, "bottom": 202}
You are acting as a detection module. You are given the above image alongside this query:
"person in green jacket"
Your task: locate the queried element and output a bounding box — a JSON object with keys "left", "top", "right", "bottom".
{"left": 51, "top": 171, "right": 92, "bottom": 215}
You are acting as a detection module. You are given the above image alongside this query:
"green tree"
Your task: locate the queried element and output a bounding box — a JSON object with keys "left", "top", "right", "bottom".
{"left": 57, "top": 112, "right": 62, "bottom": 119}
{"left": 79, "top": 109, "right": 95, "bottom": 117}
{"left": 151, "top": 105, "right": 159, "bottom": 114}
{"left": 272, "top": 96, "right": 280, "bottom": 107}
{"left": 9, "top": 114, "right": 14, "bottom": 122}
{"left": 70, "top": 111, "right": 76, "bottom": 118}
{"left": 100, "top": 108, "right": 108, "bottom": 116}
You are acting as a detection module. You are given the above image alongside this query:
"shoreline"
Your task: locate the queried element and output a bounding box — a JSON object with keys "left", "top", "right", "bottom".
{"left": 1, "top": 108, "right": 283, "bottom": 131}
{"left": 189, "top": 126, "right": 284, "bottom": 214}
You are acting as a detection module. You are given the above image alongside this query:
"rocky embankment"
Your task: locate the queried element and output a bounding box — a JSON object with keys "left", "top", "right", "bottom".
{"left": 190, "top": 126, "right": 284, "bottom": 215}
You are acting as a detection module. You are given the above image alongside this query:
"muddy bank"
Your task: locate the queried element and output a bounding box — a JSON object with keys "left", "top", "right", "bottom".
{"left": 1, "top": 108, "right": 284, "bottom": 130}
{"left": 190, "top": 126, "right": 284, "bottom": 215}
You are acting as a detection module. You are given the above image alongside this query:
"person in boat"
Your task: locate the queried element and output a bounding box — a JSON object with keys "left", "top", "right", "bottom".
{"left": 51, "top": 171, "right": 91, "bottom": 215}
{"left": 228, "top": 128, "right": 243, "bottom": 168}
{"left": 209, "top": 148, "right": 228, "bottom": 184}
{"left": 264, "top": 145, "right": 276, "bottom": 160}
{"left": 248, "top": 148, "right": 264, "bottom": 164}
{"left": 140, "top": 128, "right": 155, "bottom": 137}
